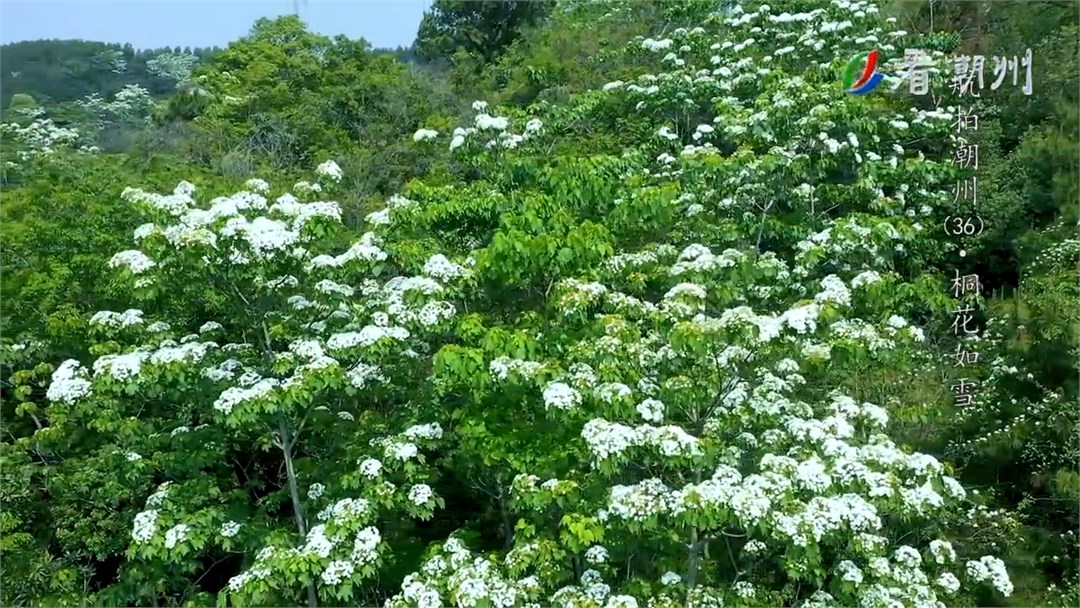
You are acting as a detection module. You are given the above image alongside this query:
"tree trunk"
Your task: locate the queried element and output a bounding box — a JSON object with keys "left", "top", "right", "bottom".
{"left": 279, "top": 417, "right": 319, "bottom": 607}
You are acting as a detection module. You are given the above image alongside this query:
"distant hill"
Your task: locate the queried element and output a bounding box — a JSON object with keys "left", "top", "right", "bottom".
{"left": 1, "top": 39, "right": 418, "bottom": 110}
{"left": 0, "top": 40, "right": 223, "bottom": 108}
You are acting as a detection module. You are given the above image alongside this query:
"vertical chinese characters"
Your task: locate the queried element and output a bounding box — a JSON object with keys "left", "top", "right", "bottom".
{"left": 951, "top": 269, "right": 982, "bottom": 406}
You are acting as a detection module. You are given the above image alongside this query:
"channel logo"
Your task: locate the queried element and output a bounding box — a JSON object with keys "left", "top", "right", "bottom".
{"left": 843, "top": 49, "right": 884, "bottom": 95}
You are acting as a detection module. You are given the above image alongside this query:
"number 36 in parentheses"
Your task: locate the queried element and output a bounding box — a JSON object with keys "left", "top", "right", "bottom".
{"left": 943, "top": 216, "right": 984, "bottom": 236}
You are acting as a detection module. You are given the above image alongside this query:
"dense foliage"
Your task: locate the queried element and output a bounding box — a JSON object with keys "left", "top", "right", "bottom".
{"left": 415, "top": 1, "right": 551, "bottom": 68}
{"left": 1, "top": 40, "right": 223, "bottom": 107}
{"left": 1, "top": 1, "right": 1077, "bottom": 607}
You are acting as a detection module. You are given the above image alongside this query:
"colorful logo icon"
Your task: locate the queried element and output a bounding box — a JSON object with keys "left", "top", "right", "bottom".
{"left": 843, "top": 49, "right": 884, "bottom": 95}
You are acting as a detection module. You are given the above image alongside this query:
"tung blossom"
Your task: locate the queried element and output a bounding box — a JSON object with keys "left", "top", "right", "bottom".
{"left": 109, "top": 250, "right": 156, "bottom": 274}
{"left": 413, "top": 128, "right": 438, "bottom": 142}
{"left": 316, "top": 160, "right": 343, "bottom": 182}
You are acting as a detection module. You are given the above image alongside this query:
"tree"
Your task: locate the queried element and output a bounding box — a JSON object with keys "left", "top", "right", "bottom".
{"left": 145, "top": 52, "right": 200, "bottom": 87}
{"left": 26, "top": 161, "right": 468, "bottom": 605}
{"left": 386, "top": 0, "right": 1022, "bottom": 602}
{"left": 8, "top": 93, "right": 38, "bottom": 111}
{"left": 184, "top": 16, "right": 454, "bottom": 190}
{"left": 414, "top": 0, "right": 551, "bottom": 66}
{"left": 3, "top": 0, "right": 1078, "bottom": 605}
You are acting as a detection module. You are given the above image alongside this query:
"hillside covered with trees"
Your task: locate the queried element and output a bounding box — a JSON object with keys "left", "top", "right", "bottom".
{"left": 0, "top": 40, "right": 224, "bottom": 106}
{"left": 1, "top": 1, "right": 1077, "bottom": 607}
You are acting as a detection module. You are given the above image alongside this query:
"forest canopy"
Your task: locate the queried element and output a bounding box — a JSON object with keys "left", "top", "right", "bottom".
{"left": 1, "top": 1, "right": 1077, "bottom": 607}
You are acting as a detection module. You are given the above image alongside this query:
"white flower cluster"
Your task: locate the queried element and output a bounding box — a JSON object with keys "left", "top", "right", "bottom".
{"left": 92, "top": 351, "right": 148, "bottom": 382}
{"left": 219, "top": 216, "right": 300, "bottom": 259}
{"left": 0, "top": 115, "right": 81, "bottom": 159}
{"left": 476, "top": 114, "right": 509, "bottom": 131}
{"left": 489, "top": 357, "right": 545, "bottom": 381}
{"left": 131, "top": 509, "right": 159, "bottom": 543}
{"left": 45, "top": 359, "right": 92, "bottom": 403}
{"left": 109, "top": 249, "right": 156, "bottom": 274}
{"left": 445, "top": 100, "right": 542, "bottom": 151}
{"left": 226, "top": 565, "right": 272, "bottom": 592}
{"left": 310, "top": 232, "right": 388, "bottom": 267}
{"left": 230, "top": 518, "right": 382, "bottom": 593}
{"left": 965, "top": 556, "right": 1013, "bottom": 597}
{"left": 315, "top": 279, "right": 354, "bottom": 297}
{"left": 555, "top": 279, "right": 609, "bottom": 315}
{"left": 220, "top": 520, "right": 242, "bottom": 538}
{"left": 321, "top": 559, "right": 354, "bottom": 585}
{"left": 551, "top": 568, "right": 637, "bottom": 607}
{"left": 316, "top": 159, "right": 343, "bottom": 182}
{"left": 359, "top": 458, "right": 383, "bottom": 478}
{"left": 163, "top": 523, "right": 190, "bottom": 549}
{"left": 116, "top": 171, "right": 346, "bottom": 282}
{"left": 122, "top": 181, "right": 195, "bottom": 216}
{"left": 584, "top": 545, "right": 609, "bottom": 565}
{"left": 386, "top": 537, "right": 526, "bottom": 608}
{"left": 422, "top": 254, "right": 468, "bottom": 281}
{"left": 326, "top": 325, "right": 410, "bottom": 351}
{"left": 408, "top": 484, "right": 435, "bottom": 506}
{"left": 79, "top": 84, "right": 153, "bottom": 122}
{"left": 413, "top": 128, "right": 438, "bottom": 142}
{"left": 370, "top": 275, "right": 458, "bottom": 328}
{"left": 213, "top": 377, "right": 279, "bottom": 415}
{"left": 89, "top": 309, "right": 145, "bottom": 329}
{"left": 385, "top": 441, "right": 419, "bottom": 462}
{"left": 851, "top": 270, "right": 883, "bottom": 288}
{"left": 542, "top": 382, "right": 582, "bottom": 411}
{"left": 670, "top": 244, "right": 745, "bottom": 275}
{"left": 292, "top": 181, "right": 321, "bottom": 198}
{"left": 635, "top": 398, "right": 665, "bottom": 422}
{"left": 403, "top": 423, "right": 444, "bottom": 441}
{"left": 581, "top": 419, "right": 702, "bottom": 461}
{"left": 145, "top": 51, "right": 199, "bottom": 84}
{"left": 814, "top": 274, "right": 851, "bottom": 307}
{"left": 347, "top": 361, "right": 385, "bottom": 388}
{"left": 273, "top": 198, "right": 342, "bottom": 230}
{"left": 244, "top": 177, "right": 270, "bottom": 193}
{"left": 316, "top": 498, "right": 371, "bottom": 525}
{"left": 146, "top": 482, "right": 171, "bottom": 507}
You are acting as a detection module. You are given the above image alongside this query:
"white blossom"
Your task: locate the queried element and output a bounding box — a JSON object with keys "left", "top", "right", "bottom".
{"left": 164, "top": 524, "right": 190, "bottom": 549}
{"left": 46, "top": 359, "right": 92, "bottom": 403}
{"left": 543, "top": 382, "right": 581, "bottom": 411}
{"left": 315, "top": 160, "right": 343, "bottom": 181}
{"left": 131, "top": 510, "right": 159, "bottom": 543}
{"left": 408, "top": 484, "right": 434, "bottom": 506}
{"left": 220, "top": 521, "right": 242, "bottom": 538}
{"left": 413, "top": 128, "right": 439, "bottom": 142}
{"left": 359, "top": 458, "right": 383, "bottom": 478}
{"left": 109, "top": 250, "right": 156, "bottom": 274}
{"left": 585, "top": 545, "right": 609, "bottom": 565}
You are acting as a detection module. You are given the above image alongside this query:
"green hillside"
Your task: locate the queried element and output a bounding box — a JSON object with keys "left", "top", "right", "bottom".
{"left": 1, "top": 1, "right": 1076, "bottom": 607}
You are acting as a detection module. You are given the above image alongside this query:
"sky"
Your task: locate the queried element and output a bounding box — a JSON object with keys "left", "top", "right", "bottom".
{"left": 0, "top": 0, "right": 432, "bottom": 50}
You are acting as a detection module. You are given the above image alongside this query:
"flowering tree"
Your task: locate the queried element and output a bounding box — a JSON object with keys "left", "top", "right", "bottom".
{"left": 146, "top": 52, "right": 201, "bottom": 88}
{"left": 42, "top": 160, "right": 475, "bottom": 606}
{"left": 77, "top": 84, "right": 156, "bottom": 132}
{"left": 24, "top": 0, "right": 1058, "bottom": 605}
{"left": 382, "top": 0, "right": 1016, "bottom": 606}
{"left": 0, "top": 107, "right": 87, "bottom": 162}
